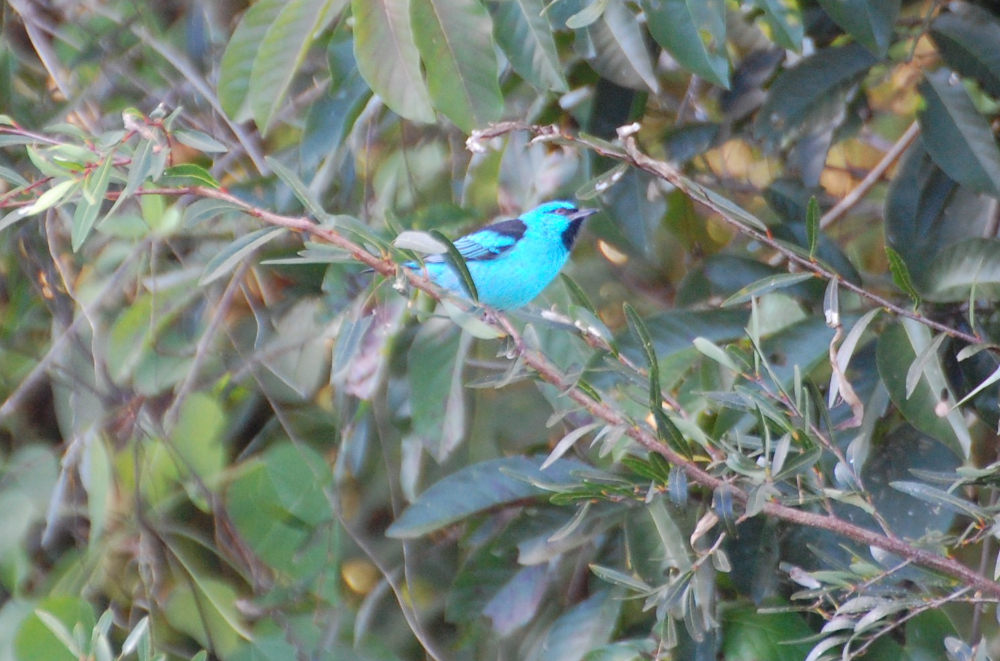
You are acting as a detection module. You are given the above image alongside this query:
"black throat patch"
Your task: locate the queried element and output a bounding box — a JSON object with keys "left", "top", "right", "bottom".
{"left": 561, "top": 218, "right": 583, "bottom": 251}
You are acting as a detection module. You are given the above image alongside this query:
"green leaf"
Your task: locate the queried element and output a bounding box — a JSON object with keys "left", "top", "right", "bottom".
{"left": 755, "top": 42, "right": 876, "bottom": 150}
{"left": 21, "top": 178, "right": 78, "bottom": 217}
{"left": 530, "top": 591, "right": 620, "bottom": 661}
{"left": 753, "top": 0, "right": 803, "bottom": 52}
{"left": 876, "top": 320, "right": 971, "bottom": 458}
{"left": 816, "top": 0, "right": 899, "bottom": 56}
{"left": 581, "top": 1, "right": 660, "bottom": 93}
{"left": 429, "top": 229, "right": 479, "bottom": 302}
{"left": 353, "top": 0, "right": 436, "bottom": 123}
{"left": 14, "top": 597, "right": 95, "bottom": 661}
{"left": 922, "top": 238, "right": 1000, "bottom": 302}
{"left": 890, "top": 480, "right": 987, "bottom": 522}
{"left": 173, "top": 128, "right": 228, "bottom": 153}
{"left": 411, "top": 0, "right": 503, "bottom": 132}
{"left": 218, "top": 0, "right": 286, "bottom": 121}
{"left": 721, "top": 272, "right": 814, "bottom": 306}
{"left": 643, "top": 0, "right": 729, "bottom": 89}
{"left": 200, "top": 227, "right": 286, "bottom": 285}
{"left": 931, "top": 7, "right": 1000, "bottom": 99}
{"left": 407, "top": 320, "right": 470, "bottom": 461}
{"left": 623, "top": 302, "right": 661, "bottom": 405}
{"left": 919, "top": 68, "right": 1000, "bottom": 198}
{"left": 805, "top": 195, "right": 819, "bottom": 259}
{"left": 265, "top": 155, "right": 327, "bottom": 220}
{"left": 721, "top": 604, "right": 815, "bottom": 661}
{"left": 885, "top": 245, "right": 921, "bottom": 307}
{"left": 884, "top": 138, "right": 992, "bottom": 276}
{"left": 72, "top": 156, "right": 112, "bottom": 250}
{"left": 565, "top": 0, "right": 608, "bottom": 29}
{"left": 386, "top": 455, "right": 590, "bottom": 538}
{"left": 491, "top": 0, "right": 567, "bottom": 92}
{"left": 249, "top": 0, "right": 345, "bottom": 133}
{"left": 162, "top": 163, "right": 220, "bottom": 188}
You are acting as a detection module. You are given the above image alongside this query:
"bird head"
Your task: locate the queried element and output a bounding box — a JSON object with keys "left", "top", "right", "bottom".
{"left": 523, "top": 200, "right": 598, "bottom": 251}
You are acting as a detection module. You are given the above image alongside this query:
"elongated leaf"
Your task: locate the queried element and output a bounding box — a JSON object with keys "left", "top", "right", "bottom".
{"left": 71, "top": 154, "right": 112, "bottom": 250}
{"left": 890, "top": 481, "right": 986, "bottom": 522}
{"left": 565, "top": 0, "right": 608, "bottom": 28}
{"left": 218, "top": 0, "right": 285, "bottom": 121}
{"left": 491, "top": 0, "right": 567, "bottom": 92}
{"left": 532, "top": 591, "right": 620, "bottom": 661}
{"left": 408, "top": 320, "right": 469, "bottom": 461}
{"left": 162, "top": 164, "right": 220, "bottom": 188}
{"left": 353, "top": 0, "right": 436, "bottom": 123}
{"left": 21, "top": 178, "right": 77, "bottom": 217}
{"left": 876, "top": 320, "right": 971, "bottom": 458}
{"left": 643, "top": 0, "right": 729, "bottom": 88}
{"left": 753, "top": 0, "right": 803, "bottom": 52}
{"left": 411, "top": 0, "right": 502, "bottom": 132}
{"left": 816, "top": 0, "right": 898, "bottom": 56}
{"left": 755, "top": 42, "right": 876, "bottom": 150}
{"left": 200, "top": 227, "right": 286, "bottom": 285}
{"left": 721, "top": 272, "right": 814, "bottom": 306}
{"left": 623, "top": 302, "right": 661, "bottom": 404}
{"left": 923, "top": 238, "right": 1000, "bottom": 302}
{"left": 930, "top": 6, "right": 1000, "bottom": 99}
{"left": 582, "top": 1, "right": 660, "bottom": 93}
{"left": 265, "top": 155, "right": 327, "bottom": 220}
{"left": 250, "top": 0, "right": 344, "bottom": 133}
{"left": 919, "top": 68, "right": 1000, "bottom": 198}
{"left": 542, "top": 422, "right": 602, "bottom": 469}
{"left": 173, "top": 128, "right": 228, "bottom": 153}
{"left": 386, "top": 455, "right": 590, "bottom": 537}
{"left": 429, "top": 229, "right": 479, "bottom": 302}
{"left": 805, "top": 195, "right": 819, "bottom": 259}
{"left": 885, "top": 245, "right": 921, "bottom": 307}
{"left": 884, "top": 138, "right": 993, "bottom": 276}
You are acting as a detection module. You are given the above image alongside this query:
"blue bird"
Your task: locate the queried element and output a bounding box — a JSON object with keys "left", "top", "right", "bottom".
{"left": 410, "top": 201, "right": 597, "bottom": 310}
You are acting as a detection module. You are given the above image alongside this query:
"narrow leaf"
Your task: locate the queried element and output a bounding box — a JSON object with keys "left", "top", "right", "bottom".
{"left": 429, "top": 229, "right": 479, "bottom": 302}
{"left": 806, "top": 195, "right": 819, "bottom": 260}
{"left": 200, "top": 227, "right": 286, "bottom": 285}
{"left": 721, "top": 272, "right": 814, "bottom": 306}
{"left": 885, "top": 245, "right": 921, "bottom": 307}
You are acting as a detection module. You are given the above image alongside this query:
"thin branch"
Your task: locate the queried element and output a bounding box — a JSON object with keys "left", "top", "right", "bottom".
{"left": 820, "top": 121, "right": 921, "bottom": 229}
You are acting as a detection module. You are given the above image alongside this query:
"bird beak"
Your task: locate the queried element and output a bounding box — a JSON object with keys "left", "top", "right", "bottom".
{"left": 574, "top": 208, "right": 598, "bottom": 220}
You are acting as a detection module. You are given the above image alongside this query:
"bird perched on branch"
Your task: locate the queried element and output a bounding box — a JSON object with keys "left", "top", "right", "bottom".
{"left": 408, "top": 200, "right": 597, "bottom": 310}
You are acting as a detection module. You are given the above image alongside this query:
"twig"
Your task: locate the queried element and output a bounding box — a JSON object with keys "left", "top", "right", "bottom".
{"left": 820, "top": 121, "right": 921, "bottom": 229}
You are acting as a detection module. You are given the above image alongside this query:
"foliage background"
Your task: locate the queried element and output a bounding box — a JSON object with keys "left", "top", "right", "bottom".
{"left": 3, "top": 0, "right": 1000, "bottom": 659}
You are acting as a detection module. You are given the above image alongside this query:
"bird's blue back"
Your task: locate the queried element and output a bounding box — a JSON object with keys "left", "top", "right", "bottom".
{"left": 415, "top": 201, "right": 595, "bottom": 310}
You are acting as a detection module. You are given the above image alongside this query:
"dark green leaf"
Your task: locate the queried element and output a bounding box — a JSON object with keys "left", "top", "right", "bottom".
{"left": 876, "top": 321, "right": 971, "bottom": 458}
{"left": 805, "top": 195, "right": 819, "bottom": 260}
{"left": 386, "top": 455, "right": 590, "bottom": 538}
{"left": 491, "top": 0, "right": 567, "bottom": 92}
{"left": 580, "top": 1, "right": 660, "bottom": 93}
{"left": 643, "top": 0, "right": 729, "bottom": 88}
{"left": 922, "top": 238, "right": 1000, "bottom": 302}
{"left": 930, "top": 6, "right": 1000, "bottom": 99}
{"left": 407, "top": 320, "right": 468, "bottom": 461}
{"left": 623, "top": 302, "right": 661, "bottom": 404}
{"left": 753, "top": 0, "right": 804, "bottom": 52}
{"left": 429, "top": 229, "right": 479, "bottom": 302}
{"left": 885, "top": 245, "right": 921, "bottom": 308}
{"left": 755, "top": 43, "right": 876, "bottom": 150}
{"left": 816, "top": 0, "right": 899, "bottom": 56}
{"left": 919, "top": 68, "right": 1000, "bottom": 198}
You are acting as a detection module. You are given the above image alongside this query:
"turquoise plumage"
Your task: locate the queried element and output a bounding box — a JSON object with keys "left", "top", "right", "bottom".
{"left": 412, "top": 201, "right": 596, "bottom": 310}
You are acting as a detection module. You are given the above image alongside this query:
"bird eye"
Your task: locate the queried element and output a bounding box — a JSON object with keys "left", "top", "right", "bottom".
{"left": 554, "top": 206, "right": 576, "bottom": 215}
